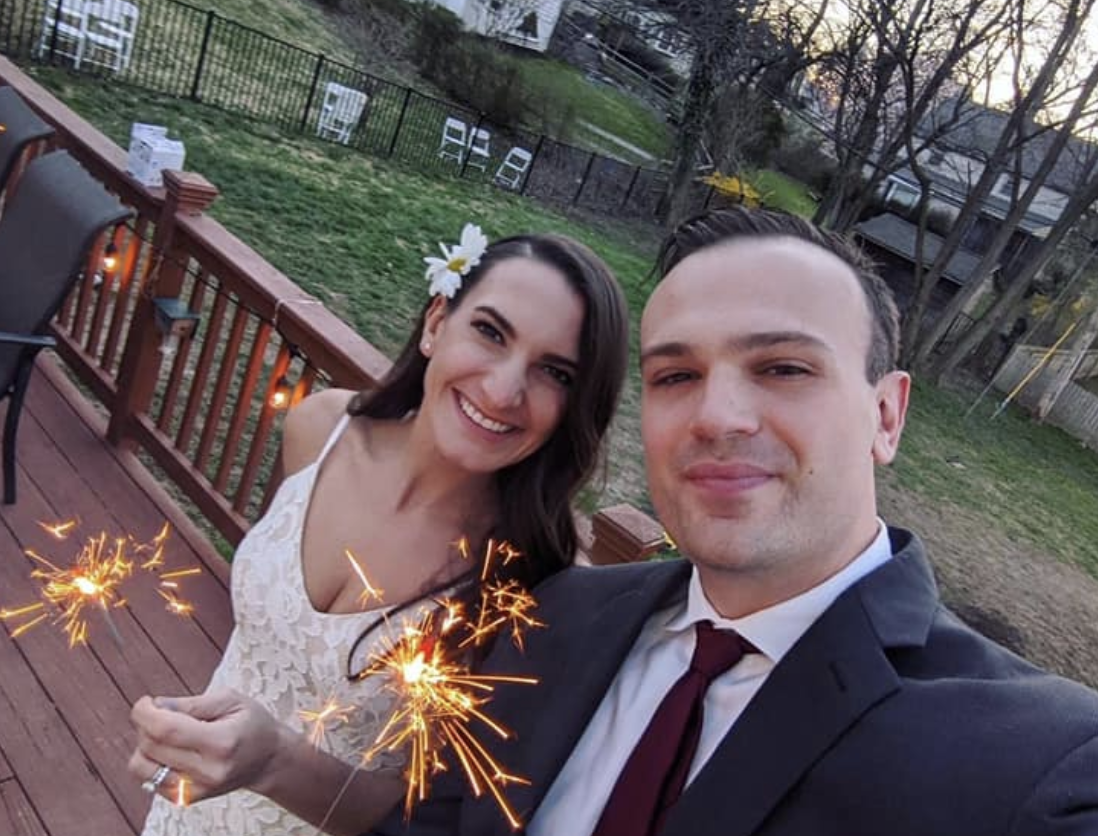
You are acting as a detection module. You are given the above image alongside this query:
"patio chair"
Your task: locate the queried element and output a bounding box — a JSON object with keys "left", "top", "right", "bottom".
{"left": 0, "top": 151, "right": 131, "bottom": 504}
{"left": 36, "top": 0, "right": 90, "bottom": 66}
{"left": 466, "top": 127, "right": 491, "bottom": 171}
{"left": 80, "top": 0, "right": 139, "bottom": 72}
{"left": 494, "top": 146, "right": 532, "bottom": 190}
{"left": 439, "top": 117, "right": 467, "bottom": 164}
{"left": 316, "top": 82, "right": 369, "bottom": 145}
{"left": 0, "top": 88, "right": 55, "bottom": 199}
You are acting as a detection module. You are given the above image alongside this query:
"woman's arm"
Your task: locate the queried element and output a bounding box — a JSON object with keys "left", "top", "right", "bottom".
{"left": 130, "top": 690, "right": 404, "bottom": 836}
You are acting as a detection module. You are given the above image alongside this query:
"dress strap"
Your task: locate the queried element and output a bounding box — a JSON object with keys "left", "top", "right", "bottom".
{"left": 315, "top": 412, "right": 353, "bottom": 468}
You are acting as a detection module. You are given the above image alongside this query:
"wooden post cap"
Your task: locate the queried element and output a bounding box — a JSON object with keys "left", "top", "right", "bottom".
{"left": 163, "top": 169, "right": 219, "bottom": 216}
{"left": 589, "top": 503, "right": 668, "bottom": 565}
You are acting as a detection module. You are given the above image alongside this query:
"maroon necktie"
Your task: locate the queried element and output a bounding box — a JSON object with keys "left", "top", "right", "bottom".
{"left": 592, "top": 621, "right": 753, "bottom": 836}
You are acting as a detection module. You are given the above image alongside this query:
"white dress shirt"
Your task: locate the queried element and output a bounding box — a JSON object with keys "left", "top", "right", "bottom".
{"left": 528, "top": 522, "right": 893, "bottom": 836}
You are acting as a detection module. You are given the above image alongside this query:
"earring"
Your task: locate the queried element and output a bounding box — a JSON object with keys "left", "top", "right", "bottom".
{"left": 422, "top": 339, "right": 432, "bottom": 354}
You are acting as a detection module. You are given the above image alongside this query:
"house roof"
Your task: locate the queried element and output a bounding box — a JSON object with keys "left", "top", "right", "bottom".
{"left": 887, "top": 163, "right": 1058, "bottom": 234}
{"left": 918, "top": 97, "right": 1098, "bottom": 194}
{"left": 853, "top": 212, "right": 991, "bottom": 287}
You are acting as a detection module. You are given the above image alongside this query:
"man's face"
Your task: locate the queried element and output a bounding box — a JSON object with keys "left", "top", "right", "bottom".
{"left": 640, "top": 237, "right": 909, "bottom": 617}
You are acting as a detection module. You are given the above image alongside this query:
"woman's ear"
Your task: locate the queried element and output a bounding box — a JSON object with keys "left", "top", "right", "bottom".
{"left": 421, "top": 295, "right": 448, "bottom": 357}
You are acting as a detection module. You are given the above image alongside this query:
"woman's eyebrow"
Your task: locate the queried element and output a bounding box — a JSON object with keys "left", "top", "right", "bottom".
{"left": 475, "top": 305, "right": 578, "bottom": 369}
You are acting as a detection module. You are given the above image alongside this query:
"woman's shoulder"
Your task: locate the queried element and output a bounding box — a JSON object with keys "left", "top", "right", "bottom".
{"left": 281, "top": 388, "right": 356, "bottom": 476}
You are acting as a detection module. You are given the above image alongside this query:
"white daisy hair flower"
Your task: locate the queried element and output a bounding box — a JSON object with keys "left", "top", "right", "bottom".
{"left": 423, "top": 223, "right": 489, "bottom": 298}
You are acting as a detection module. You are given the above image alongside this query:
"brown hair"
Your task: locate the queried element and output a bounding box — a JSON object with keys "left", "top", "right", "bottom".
{"left": 657, "top": 207, "right": 901, "bottom": 381}
{"left": 349, "top": 233, "right": 629, "bottom": 591}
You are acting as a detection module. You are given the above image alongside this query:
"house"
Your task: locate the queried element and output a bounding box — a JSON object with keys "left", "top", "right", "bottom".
{"left": 853, "top": 98, "right": 1098, "bottom": 316}
{"left": 880, "top": 97, "right": 1097, "bottom": 250}
{"left": 430, "top": 0, "right": 565, "bottom": 51}
{"left": 554, "top": 0, "right": 692, "bottom": 105}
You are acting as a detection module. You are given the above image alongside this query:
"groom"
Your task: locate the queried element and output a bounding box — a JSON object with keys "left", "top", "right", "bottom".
{"left": 369, "top": 208, "right": 1098, "bottom": 836}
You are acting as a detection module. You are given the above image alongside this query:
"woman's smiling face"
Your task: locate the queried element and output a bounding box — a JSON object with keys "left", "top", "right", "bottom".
{"left": 418, "top": 256, "right": 585, "bottom": 475}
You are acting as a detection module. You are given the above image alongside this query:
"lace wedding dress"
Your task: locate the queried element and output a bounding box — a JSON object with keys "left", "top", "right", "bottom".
{"left": 142, "top": 414, "right": 404, "bottom": 835}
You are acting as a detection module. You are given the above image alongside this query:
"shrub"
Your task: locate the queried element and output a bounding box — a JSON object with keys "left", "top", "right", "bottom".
{"left": 772, "top": 137, "right": 834, "bottom": 195}
{"left": 412, "top": 16, "right": 575, "bottom": 134}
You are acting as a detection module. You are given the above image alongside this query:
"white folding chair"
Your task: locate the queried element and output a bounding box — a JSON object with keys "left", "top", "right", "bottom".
{"left": 466, "top": 128, "right": 491, "bottom": 171}
{"left": 80, "top": 0, "right": 139, "bottom": 72}
{"left": 316, "top": 82, "right": 369, "bottom": 144}
{"left": 439, "top": 117, "right": 468, "bottom": 164}
{"left": 494, "top": 146, "right": 532, "bottom": 190}
{"left": 36, "top": 0, "right": 90, "bottom": 66}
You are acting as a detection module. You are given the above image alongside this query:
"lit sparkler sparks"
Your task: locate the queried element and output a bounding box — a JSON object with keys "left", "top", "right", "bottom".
{"left": 0, "top": 521, "right": 200, "bottom": 645}
{"left": 176, "top": 777, "right": 190, "bottom": 808}
{"left": 38, "top": 517, "right": 79, "bottom": 539}
{"left": 478, "top": 539, "right": 522, "bottom": 582}
{"left": 299, "top": 695, "right": 357, "bottom": 750}
{"left": 344, "top": 549, "right": 385, "bottom": 607}
{"left": 461, "top": 580, "right": 545, "bottom": 652}
{"left": 360, "top": 605, "right": 537, "bottom": 828}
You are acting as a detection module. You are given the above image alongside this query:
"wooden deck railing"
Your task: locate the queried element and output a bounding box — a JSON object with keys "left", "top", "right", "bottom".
{"left": 0, "top": 56, "right": 663, "bottom": 564}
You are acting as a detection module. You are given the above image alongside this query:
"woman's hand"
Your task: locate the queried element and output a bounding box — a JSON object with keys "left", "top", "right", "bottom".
{"left": 129, "top": 689, "right": 291, "bottom": 804}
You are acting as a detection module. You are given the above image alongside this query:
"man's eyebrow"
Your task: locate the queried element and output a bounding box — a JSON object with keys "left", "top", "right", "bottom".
{"left": 474, "top": 305, "right": 578, "bottom": 370}
{"left": 640, "top": 331, "right": 832, "bottom": 365}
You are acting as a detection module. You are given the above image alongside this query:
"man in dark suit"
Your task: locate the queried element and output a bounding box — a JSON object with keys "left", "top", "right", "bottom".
{"left": 370, "top": 207, "right": 1098, "bottom": 836}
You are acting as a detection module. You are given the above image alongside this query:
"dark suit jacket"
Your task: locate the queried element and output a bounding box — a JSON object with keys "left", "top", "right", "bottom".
{"left": 370, "top": 528, "right": 1098, "bottom": 835}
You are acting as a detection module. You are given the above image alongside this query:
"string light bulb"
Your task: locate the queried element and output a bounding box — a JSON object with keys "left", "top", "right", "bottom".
{"left": 102, "top": 242, "right": 119, "bottom": 275}
{"left": 269, "top": 374, "right": 293, "bottom": 410}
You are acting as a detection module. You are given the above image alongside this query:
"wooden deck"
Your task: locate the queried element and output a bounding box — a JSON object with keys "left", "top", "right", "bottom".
{"left": 0, "top": 357, "right": 233, "bottom": 836}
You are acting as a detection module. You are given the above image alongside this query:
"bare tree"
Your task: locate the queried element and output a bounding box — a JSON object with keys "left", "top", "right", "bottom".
{"left": 911, "top": 58, "right": 1098, "bottom": 374}
{"left": 927, "top": 169, "right": 1098, "bottom": 380}
{"left": 812, "top": 0, "right": 1015, "bottom": 232}
{"left": 899, "top": 0, "right": 1098, "bottom": 367}
{"left": 627, "top": 0, "right": 829, "bottom": 224}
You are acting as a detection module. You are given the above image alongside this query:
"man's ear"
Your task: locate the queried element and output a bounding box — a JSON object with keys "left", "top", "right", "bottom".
{"left": 872, "top": 370, "right": 910, "bottom": 465}
{"left": 421, "top": 295, "right": 449, "bottom": 356}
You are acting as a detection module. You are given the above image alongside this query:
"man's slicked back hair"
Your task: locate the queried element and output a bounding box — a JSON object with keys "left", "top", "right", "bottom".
{"left": 656, "top": 207, "right": 902, "bottom": 382}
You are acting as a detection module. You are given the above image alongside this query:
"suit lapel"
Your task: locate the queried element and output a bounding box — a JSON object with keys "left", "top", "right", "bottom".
{"left": 662, "top": 532, "right": 937, "bottom": 836}
{"left": 462, "top": 560, "right": 692, "bottom": 836}
{"left": 663, "top": 592, "right": 900, "bottom": 836}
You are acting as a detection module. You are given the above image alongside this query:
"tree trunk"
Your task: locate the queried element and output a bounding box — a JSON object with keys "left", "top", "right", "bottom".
{"left": 911, "top": 58, "right": 1098, "bottom": 370}
{"left": 906, "top": 0, "right": 1091, "bottom": 365}
{"left": 665, "top": 45, "right": 717, "bottom": 227}
{"left": 928, "top": 171, "right": 1098, "bottom": 381}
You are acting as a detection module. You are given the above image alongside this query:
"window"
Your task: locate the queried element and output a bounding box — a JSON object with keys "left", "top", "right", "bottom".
{"left": 516, "top": 10, "right": 538, "bottom": 37}
{"left": 998, "top": 174, "right": 1019, "bottom": 197}
{"left": 653, "top": 27, "right": 679, "bottom": 56}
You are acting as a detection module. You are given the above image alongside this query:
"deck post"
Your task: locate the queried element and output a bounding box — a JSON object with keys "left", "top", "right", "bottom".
{"left": 107, "top": 171, "right": 219, "bottom": 448}
{"left": 588, "top": 504, "right": 667, "bottom": 565}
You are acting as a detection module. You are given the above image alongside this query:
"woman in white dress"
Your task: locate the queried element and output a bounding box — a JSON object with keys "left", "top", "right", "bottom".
{"left": 128, "top": 227, "right": 630, "bottom": 836}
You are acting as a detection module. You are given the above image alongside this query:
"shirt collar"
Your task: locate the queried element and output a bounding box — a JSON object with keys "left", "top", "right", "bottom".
{"left": 665, "top": 520, "right": 892, "bottom": 663}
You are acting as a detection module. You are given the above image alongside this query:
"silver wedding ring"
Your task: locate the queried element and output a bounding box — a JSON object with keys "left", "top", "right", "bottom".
{"left": 141, "top": 764, "right": 171, "bottom": 794}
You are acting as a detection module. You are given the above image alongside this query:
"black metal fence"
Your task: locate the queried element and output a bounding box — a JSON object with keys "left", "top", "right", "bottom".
{"left": 0, "top": 0, "right": 675, "bottom": 219}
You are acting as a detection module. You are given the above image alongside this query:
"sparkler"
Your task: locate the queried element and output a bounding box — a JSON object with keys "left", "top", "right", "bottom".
{"left": 311, "top": 538, "right": 543, "bottom": 833}
{"left": 461, "top": 580, "right": 545, "bottom": 652}
{"left": 299, "top": 694, "right": 356, "bottom": 750}
{"left": 344, "top": 549, "right": 385, "bottom": 606}
{"left": 360, "top": 607, "right": 537, "bottom": 828}
{"left": 0, "top": 520, "right": 200, "bottom": 646}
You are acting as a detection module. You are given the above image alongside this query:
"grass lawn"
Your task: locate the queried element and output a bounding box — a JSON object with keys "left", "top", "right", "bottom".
{"left": 882, "top": 380, "right": 1098, "bottom": 578}
{"left": 514, "top": 58, "right": 672, "bottom": 159}
{"left": 34, "top": 68, "right": 655, "bottom": 509}
{"left": 30, "top": 68, "right": 1098, "bottom": 583}
{"left": 189, "top": 0, "right": 355, "bottom": 61}
{"left": 750, "top": 168, "right": 818, "bottom": 217}
{"left": 138, "top": 0, "right": 673, "bottom": 161}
